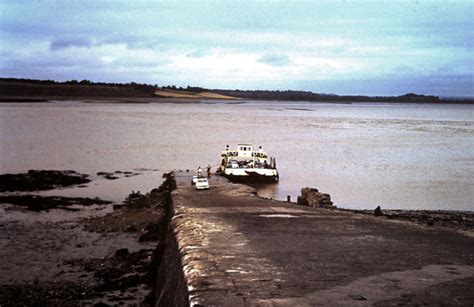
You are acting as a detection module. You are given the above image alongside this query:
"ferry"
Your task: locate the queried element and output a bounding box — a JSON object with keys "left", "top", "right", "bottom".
{"left": 218, "top": 144, "right": 279, "bottom": 182}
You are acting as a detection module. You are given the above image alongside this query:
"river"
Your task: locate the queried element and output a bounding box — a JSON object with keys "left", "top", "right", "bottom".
{"left": 1, "top": 100, "right": 472, "bottom": 210}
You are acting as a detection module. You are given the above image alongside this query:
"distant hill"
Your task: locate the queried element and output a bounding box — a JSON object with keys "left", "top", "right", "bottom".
{"left": 159, "top": 85, "right": 459, "bottom": 103}
{"left": 209, "top": 89, "right": 446, "bottom": 103}
{"left": 1, "top": 78, "right": 472, "bottom": 103}
{"left": 0, "top": 78, "right": 156, "bottom": 98}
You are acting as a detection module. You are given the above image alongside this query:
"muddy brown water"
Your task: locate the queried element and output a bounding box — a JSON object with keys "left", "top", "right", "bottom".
{"left": 0, "top": 100, "right": 473, "bottom": 210}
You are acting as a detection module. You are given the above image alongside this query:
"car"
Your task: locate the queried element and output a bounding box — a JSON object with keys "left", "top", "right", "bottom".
{"left": 191, "top": 175, "right": 198, "bottom": 185}
{"left": 195, "top": 178, "right": 209, "bottom": 190}
{"left": 229, "top": 160, "right": 239, "bottom": 169}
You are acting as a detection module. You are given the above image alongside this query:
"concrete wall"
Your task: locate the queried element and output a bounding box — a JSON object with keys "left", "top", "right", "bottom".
{"left": 153, "top": 174, "right": 190, "bottom": 307}
{"left": 154, "top": 225, "right": 189, "bottom": 307}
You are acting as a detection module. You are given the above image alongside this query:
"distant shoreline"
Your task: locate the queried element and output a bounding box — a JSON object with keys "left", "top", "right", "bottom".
{"left": 0, "top": 95, "right": 244, "bottom": 104}
{"left": 1, "top": 95, "right": 474, "bottom": 105}
{"left": 1, "top": 78, "right": 473, "bottom": 104}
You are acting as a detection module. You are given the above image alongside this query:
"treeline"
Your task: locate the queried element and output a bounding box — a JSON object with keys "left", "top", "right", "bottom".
{"left": 209, "top": 89, "right": 443, "bottom": 103}
{"left": 161, "top": 85, "right": 206, "bottom": 92}
{"left": 0, "top": 78, "right": 157, "bottom": 97}
{"left": 1, "top": 78, "right": 472, "bottom": 103}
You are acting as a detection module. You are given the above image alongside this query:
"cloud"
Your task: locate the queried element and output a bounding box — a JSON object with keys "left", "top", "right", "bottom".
{"left": 258, "top": 54, "right": 290, "bottom": 67}
{"left": 50, "top": 38, "right": 91, "bottom": 51}
{"left": 186, "top": 49, "right": 207, "bottom": 58}
{"left": 0, "top": 0, "right": 472, "bottom": 96}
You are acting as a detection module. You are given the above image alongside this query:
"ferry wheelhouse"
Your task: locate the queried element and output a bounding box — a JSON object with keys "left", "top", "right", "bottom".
{"left": 219, "top": 144, "right": 279, "bottom": 182}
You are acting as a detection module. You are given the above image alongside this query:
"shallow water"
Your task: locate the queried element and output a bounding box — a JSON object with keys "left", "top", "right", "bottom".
{"left": 1, "top": 100, "right": 473, "bottom": 210}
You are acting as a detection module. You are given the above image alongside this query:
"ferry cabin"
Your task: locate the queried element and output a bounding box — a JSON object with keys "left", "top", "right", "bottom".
{"left": 221, "top": 144, "right": 277, "bottom": 170}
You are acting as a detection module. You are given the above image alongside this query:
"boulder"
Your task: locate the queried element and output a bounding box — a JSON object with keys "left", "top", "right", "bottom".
{"left": 301, "top": 187, "right": 318, "bottom": 198}
{"left": 297, "top": 196, "right": 308, "bottom": 206}
{"left": 115, "top": 248, "right": 129, "bottom": 257}
{"left": 297, "top": 187, "right": 334, "bottom": 208}
{"left": 374, "top": 206, "right": 383, "bottom": 216}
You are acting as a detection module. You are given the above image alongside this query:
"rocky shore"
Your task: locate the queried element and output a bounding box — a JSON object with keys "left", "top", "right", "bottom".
{"left": 0, "top": 195, "right": 111, "bottom": 212}
{"left": 295, "top": 186, "right": 473, "bottom": 233}
{"left": 0, "top": 170, "right": 90, "bottom": 192}
{"left": 347, "top": 208, "right": 474, "bottom": 234}
{"left": 0, "top": 170, "right": 175, "bottom": 306}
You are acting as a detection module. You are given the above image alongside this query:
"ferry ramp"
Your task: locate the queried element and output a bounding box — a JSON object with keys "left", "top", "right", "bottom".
{"left": 155, "top": 172, "right": 474, "bottom": 306}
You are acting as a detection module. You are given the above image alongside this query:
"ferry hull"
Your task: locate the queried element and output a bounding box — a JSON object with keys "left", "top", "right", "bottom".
{"left": 223, "top": 169, "right": 279, "bottom": 183}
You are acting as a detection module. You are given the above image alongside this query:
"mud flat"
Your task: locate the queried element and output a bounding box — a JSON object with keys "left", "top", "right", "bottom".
{"left": 157, "top": 173, "right": 474, "bottom": 306}
{"left": 0, "top": 172, "right": 174, "bottom": 306}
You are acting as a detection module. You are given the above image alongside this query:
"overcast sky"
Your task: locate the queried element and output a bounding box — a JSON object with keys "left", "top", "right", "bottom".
{"left": 1, "top": 1, "right": 472, "bottom": 96}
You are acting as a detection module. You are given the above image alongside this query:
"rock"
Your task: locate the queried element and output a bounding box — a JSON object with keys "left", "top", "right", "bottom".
{"left": 139, "top": 222, "right": 162, "bottom": 242}
{"left": 126, "top": 225, "right": 138, "bottom": 232}
{"left": 301, "top": 187, "right": 318, "bottom": 198}
{"left": 0, "top": 195, "right": 111, "bottom": 212}
{"left": 115, "top": 248, "right": 129, "bottom": 257}
{"left": 297, "top": 187, "right": 333, "bottom": 208}
{"left": 374, "top": 206, "right": 383, "bottom": 216}
{"left": 116, "top": 274, "right": 141, "bottom": 289}
{"left": 348, "top": 294, "right": 367, "bottom": 301}
{"left": 297, "top": 196, "right": 308, "bottom": 206}
{"left": 0, "top": 170, "right": 90, "bottom": 192}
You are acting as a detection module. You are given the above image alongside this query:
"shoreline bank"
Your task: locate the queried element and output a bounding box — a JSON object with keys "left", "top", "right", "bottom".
{"left": 2, "top": 94, "right": 474, "bottom": 105}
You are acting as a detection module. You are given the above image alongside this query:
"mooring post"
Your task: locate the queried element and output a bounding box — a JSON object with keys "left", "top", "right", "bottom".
{"left": 287, "top": 195, "right": 291, "bottom": 202}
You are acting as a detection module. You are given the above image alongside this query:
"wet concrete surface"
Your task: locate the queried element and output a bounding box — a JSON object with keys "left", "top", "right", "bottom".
{"left": 172, "top": 173, "right": 474, "bottom": 306}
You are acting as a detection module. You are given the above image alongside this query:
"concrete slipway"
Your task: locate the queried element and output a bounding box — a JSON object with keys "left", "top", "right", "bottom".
{"left": 155, "top": 174, "right": 474, "bottom": 306}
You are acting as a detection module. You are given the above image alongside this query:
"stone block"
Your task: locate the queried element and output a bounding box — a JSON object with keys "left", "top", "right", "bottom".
{"left": 301, "top": 187, "right": 319, "bottom": 198}
{"left": 297, "top": 196, "right": 308, "bottom": 206}
{"left": 298, "top": 187, "right": 333, "bottom": 208}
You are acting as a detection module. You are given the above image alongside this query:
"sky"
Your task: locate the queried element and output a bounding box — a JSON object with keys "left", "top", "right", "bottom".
{"left": 1, "top": 0, "right": 473, "bottom": 96}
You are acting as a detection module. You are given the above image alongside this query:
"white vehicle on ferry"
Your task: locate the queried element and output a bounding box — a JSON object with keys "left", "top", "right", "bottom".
{"left": 219, "top": 144, "right": 279, "bottom": 182}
